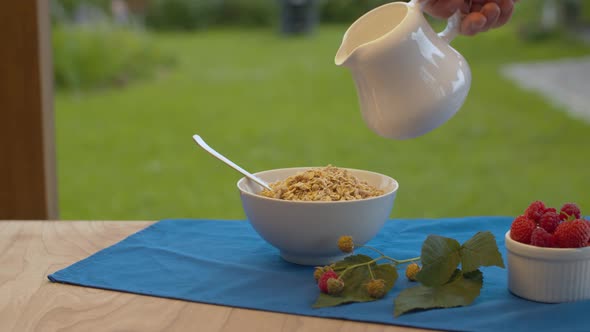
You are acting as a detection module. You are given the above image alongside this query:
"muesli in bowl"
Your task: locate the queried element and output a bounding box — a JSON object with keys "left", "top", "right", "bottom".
{"left": 259, "top": 165, "right": 384, "bottom": 201}
{"left": 237, "top": 165, "right": 398, "bottom": 265}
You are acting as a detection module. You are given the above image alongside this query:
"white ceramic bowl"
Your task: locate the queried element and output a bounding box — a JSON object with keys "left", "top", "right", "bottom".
{"left": 505, "top": 231, "right": 590, "bottom": 303}
{"left": 237, "top": 167, "right": 399, "bottom": 266}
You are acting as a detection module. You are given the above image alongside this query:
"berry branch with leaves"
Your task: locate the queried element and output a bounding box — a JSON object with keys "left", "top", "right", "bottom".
{"left": 312, "top": 232, "right": 505, "bottom": 317}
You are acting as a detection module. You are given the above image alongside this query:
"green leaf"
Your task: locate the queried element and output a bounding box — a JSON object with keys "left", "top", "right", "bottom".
{"left": 416, "top": 235, "right": 461, "bottom": 287}
{"left": 313, "top": 255, "right": 398, "bottom": 308}
{"left": 460, "top": 231, "right": 505, "bottom": 272}
{"left": 394, "top": 270, "right": 483, "bottom": 317}
{"left": 332, "top": 254, "right": 374, "bottom": 271}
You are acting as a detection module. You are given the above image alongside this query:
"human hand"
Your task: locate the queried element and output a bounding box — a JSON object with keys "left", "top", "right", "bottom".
{"left": 423, "top": 0, "right": 517, "bottom": 36}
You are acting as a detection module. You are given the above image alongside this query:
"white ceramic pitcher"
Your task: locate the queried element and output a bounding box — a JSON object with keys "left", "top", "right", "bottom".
{"left": 335, "top": 0, "right": 471, "bottom": 140}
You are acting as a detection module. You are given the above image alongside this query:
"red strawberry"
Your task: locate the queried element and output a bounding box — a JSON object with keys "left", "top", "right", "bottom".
{"left": 525, "top": 201, "right": 546, "bottom": 223}
{"left": 560, "top": 203, "right": 581, "bottom": 221}
{"left": 531, "top": 227, "right": 555, "bottom": 247}
{"left": 554, "top": 219, "right": 590, "bottom": 248}
{"left": 510, "top": 215, "right": 536, "bottom": 244}
{"left": 539, "top": 211, "right": 560, "bottom": 233}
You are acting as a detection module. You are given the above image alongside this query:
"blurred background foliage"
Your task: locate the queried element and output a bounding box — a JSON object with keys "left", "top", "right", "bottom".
{"left": 51, "top": 0, "right": 590, "bottom": 91}
{"left": 52, "top": 23, "right": 173, "bottom": 90}
{"left": 50, "top": 0, "right": 590, "bottom": 220}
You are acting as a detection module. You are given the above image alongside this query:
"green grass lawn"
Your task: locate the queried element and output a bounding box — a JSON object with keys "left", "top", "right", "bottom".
{"left": 55, "top": 10, "right": 590, "bottom": 220}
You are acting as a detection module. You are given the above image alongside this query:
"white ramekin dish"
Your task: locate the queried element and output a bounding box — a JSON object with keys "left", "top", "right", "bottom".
{"left": 505, "top": 230, "right": 590, "bottom": 303}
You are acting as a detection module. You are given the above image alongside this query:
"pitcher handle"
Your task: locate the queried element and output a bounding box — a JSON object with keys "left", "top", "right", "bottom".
{"left": 410, "top": 0, "right": 466, "bottom": 43}
{"left": 438, "top": 10, "right": 462, "bottom": 43}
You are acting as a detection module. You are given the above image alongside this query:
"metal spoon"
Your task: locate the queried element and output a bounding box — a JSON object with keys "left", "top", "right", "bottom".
{"left": 192, "top": 134, "right": 272, "bottom": 191}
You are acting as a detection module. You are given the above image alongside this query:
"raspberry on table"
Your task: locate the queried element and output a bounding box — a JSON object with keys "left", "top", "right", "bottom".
{"left": 539, "top": 211, "right": 560, "bottom": 233}
{"left": 531, "top": 227, "right": 555, "bottom": 247}
{"left": 554, "top": 219, "right": 590, "bottom": 248}
{"left": 366, "top": 279, "right": 387, "bottom": 299}
{"left": 525, "top": 200, "right": 546, "bottom": 222}
{"left": 327, "top": 277, "right": 345, "bottom": 295}
{"left": 510, "top": 215, "right": 536, "bottom": 244}
{"left": 337, "top": 235, "right": 354, "bottom": 253}
{"left": 314, "top": 265, "right": 333, "bottom": 282}
{"left": 318, "top": 270, "right": 339, "bottom": 293}
{"left": 405, "top": 263, "right": 421, "bottom": 281}
{"left": 560, "top": 203, "right": 581, "bottom": 221}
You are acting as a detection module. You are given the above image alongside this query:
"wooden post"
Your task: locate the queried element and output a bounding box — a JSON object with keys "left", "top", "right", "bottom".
{"left": 0, "top": 0, "right": 58, "bottom": 219}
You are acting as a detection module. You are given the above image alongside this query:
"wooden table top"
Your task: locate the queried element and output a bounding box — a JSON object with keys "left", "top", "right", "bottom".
{"left": 0, "top": 220, "right": 428, "bottom": 332}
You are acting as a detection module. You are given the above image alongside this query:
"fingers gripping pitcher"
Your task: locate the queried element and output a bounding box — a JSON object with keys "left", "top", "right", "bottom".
{"left": 335, "top": 0, "right": 471, "bottom": 140}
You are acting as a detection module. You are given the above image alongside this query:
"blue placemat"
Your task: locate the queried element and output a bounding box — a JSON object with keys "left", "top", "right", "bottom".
{"left": 49, "top": 217, "right": 587, "bottom": 332}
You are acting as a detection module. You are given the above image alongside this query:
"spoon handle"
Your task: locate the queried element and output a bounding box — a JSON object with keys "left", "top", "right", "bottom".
{"left": 192, "top": 135, "right": 272, "bottom": 191}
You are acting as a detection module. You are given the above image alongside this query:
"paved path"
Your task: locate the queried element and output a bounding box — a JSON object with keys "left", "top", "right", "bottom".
{"left": 501, "top": 56, "right": 590, "bottom": 122}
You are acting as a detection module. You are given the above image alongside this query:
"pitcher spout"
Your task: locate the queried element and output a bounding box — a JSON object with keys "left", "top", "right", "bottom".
{"left": 335, "top": 37, "right": 356, "bottom": 67}
{"left": 334, "top": 2, "right": 410, "bottom": 67}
